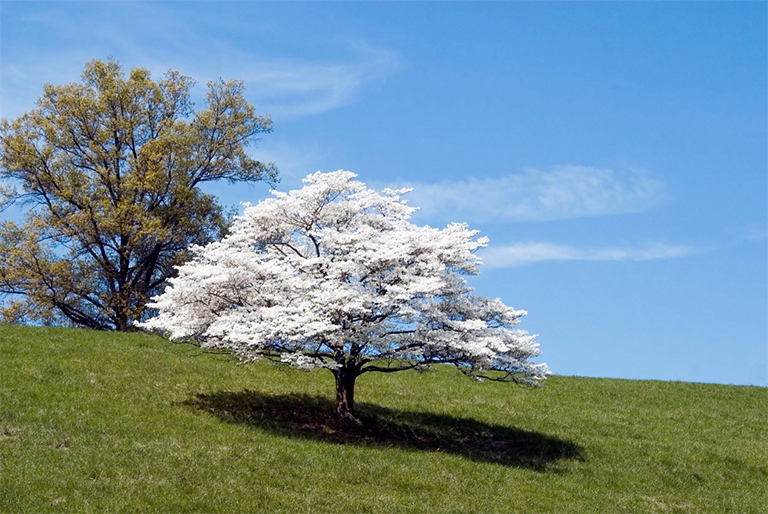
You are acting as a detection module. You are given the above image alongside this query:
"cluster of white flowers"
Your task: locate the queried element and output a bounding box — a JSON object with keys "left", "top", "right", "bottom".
{"left": 139, "top": 170, "right": 549, "bottom": 384}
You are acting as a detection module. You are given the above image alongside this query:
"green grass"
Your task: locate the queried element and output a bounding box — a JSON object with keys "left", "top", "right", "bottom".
{"left": 1, "top": 324, "right": 765, "bottom": 513}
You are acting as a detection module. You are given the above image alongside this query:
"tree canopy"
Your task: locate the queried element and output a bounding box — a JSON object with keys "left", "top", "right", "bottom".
{"left": 0, "top": 59, "right": 277, "bottom": 330}
{"left": 139, "top": 171, "right": 548, "bottom": 421}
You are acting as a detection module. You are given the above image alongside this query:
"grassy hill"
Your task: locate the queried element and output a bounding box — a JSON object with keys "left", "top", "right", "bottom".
{"left": 0, "top": 324, "right": 765, "bottom": 513}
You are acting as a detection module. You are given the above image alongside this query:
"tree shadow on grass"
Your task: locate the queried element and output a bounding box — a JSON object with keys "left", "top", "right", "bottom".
{"left": 184, "top": 390, "right": 584, "bottom": 471}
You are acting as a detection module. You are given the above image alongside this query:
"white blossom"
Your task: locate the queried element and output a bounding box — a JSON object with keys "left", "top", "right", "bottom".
{"left": 138, "top": 171, "right": 549, "bottom": 417}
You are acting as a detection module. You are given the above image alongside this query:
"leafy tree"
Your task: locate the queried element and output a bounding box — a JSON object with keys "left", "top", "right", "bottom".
{"left": 139, "top": 171, "right": 549, "bottom": 422}
{"left": 0, "top": 59, "right": 277, "bottom": 330}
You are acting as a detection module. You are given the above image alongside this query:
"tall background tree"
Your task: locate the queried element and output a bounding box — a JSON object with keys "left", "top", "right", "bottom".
{"left": 0, "top": 59, "right": 277, "bottom": 330}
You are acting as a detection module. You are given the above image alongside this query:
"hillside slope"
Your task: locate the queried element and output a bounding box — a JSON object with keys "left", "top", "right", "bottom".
{"left": 1, "top": 324, "right": 765, "bottom": 513}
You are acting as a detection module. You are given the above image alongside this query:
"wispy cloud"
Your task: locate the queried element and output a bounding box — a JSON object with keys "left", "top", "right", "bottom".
{"left": 738, "top": 225, "right": 767, "bottom": 242}
{"left": 481, "top": 241, "right": 696, "bottom": 268}
{"left": 395, "top": 165, "right": 667, "bottom": 224}
{"left": 239, "top": 44, "right": 401, "bottom": 117}
{"left": 0, "top": 4, "right": 401, "bottom": 119}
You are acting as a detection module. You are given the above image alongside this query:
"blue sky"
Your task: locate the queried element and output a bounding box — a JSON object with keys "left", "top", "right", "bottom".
{"left": 1, "top": 1, "right": 766, "bottom": 385}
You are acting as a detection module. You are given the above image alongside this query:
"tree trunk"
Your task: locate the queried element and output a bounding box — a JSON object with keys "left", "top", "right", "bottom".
{"left": 114, "top": 309, "right": 132, "bottom": 332}
{"left": 334, "top": 367, "right": 361, "bottom": 424}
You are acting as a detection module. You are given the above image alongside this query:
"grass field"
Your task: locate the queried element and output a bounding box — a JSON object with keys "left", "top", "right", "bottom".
{"left": 1, "top": 324, "right": 765, "bottom": 513}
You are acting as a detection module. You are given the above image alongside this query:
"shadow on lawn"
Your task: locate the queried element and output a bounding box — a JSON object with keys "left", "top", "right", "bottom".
{"left": 185, "top": 390, "right": 584, "bottom": 471}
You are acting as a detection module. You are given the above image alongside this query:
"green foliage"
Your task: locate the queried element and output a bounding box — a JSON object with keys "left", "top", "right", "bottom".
{"left": 1, "top": 324, "right": 765, "bottom": 513}
{"left": 0, "top": 59, "right": 277, "bottom": 330}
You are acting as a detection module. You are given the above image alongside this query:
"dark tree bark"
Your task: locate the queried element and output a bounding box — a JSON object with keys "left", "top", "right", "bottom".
{"left": 333, "top": 366, "right": 361, "bottom": 424}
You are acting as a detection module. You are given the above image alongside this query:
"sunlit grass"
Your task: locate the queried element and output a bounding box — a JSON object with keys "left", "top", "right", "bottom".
{"left": 1, "top": 324, "right": 765, "bottom": 512}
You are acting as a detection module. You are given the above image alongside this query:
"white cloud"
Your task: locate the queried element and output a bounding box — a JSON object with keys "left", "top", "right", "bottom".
{"left": 0, "top": 4, "right": 401, "bottom": 119}
{"left": 481, "top": 241, "right": 695, "bottom": 268}
{"left": 239, "top": 44, "right": 401, "bottom": 117}
{"left": 739, "top": 225, "right": 767, "bottom": 242}
{"left": 395, "top": 165, "right": 667, "bottom": 224}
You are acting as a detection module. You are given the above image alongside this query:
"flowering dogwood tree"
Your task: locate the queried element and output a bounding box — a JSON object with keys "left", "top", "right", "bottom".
{"left": 139, "top": 171, "right": 548, "bottom": 421}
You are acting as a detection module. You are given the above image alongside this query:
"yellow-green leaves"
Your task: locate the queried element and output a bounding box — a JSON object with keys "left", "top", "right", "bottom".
{"left": 0, "top": 59, "right": 277, "bottom": 330}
